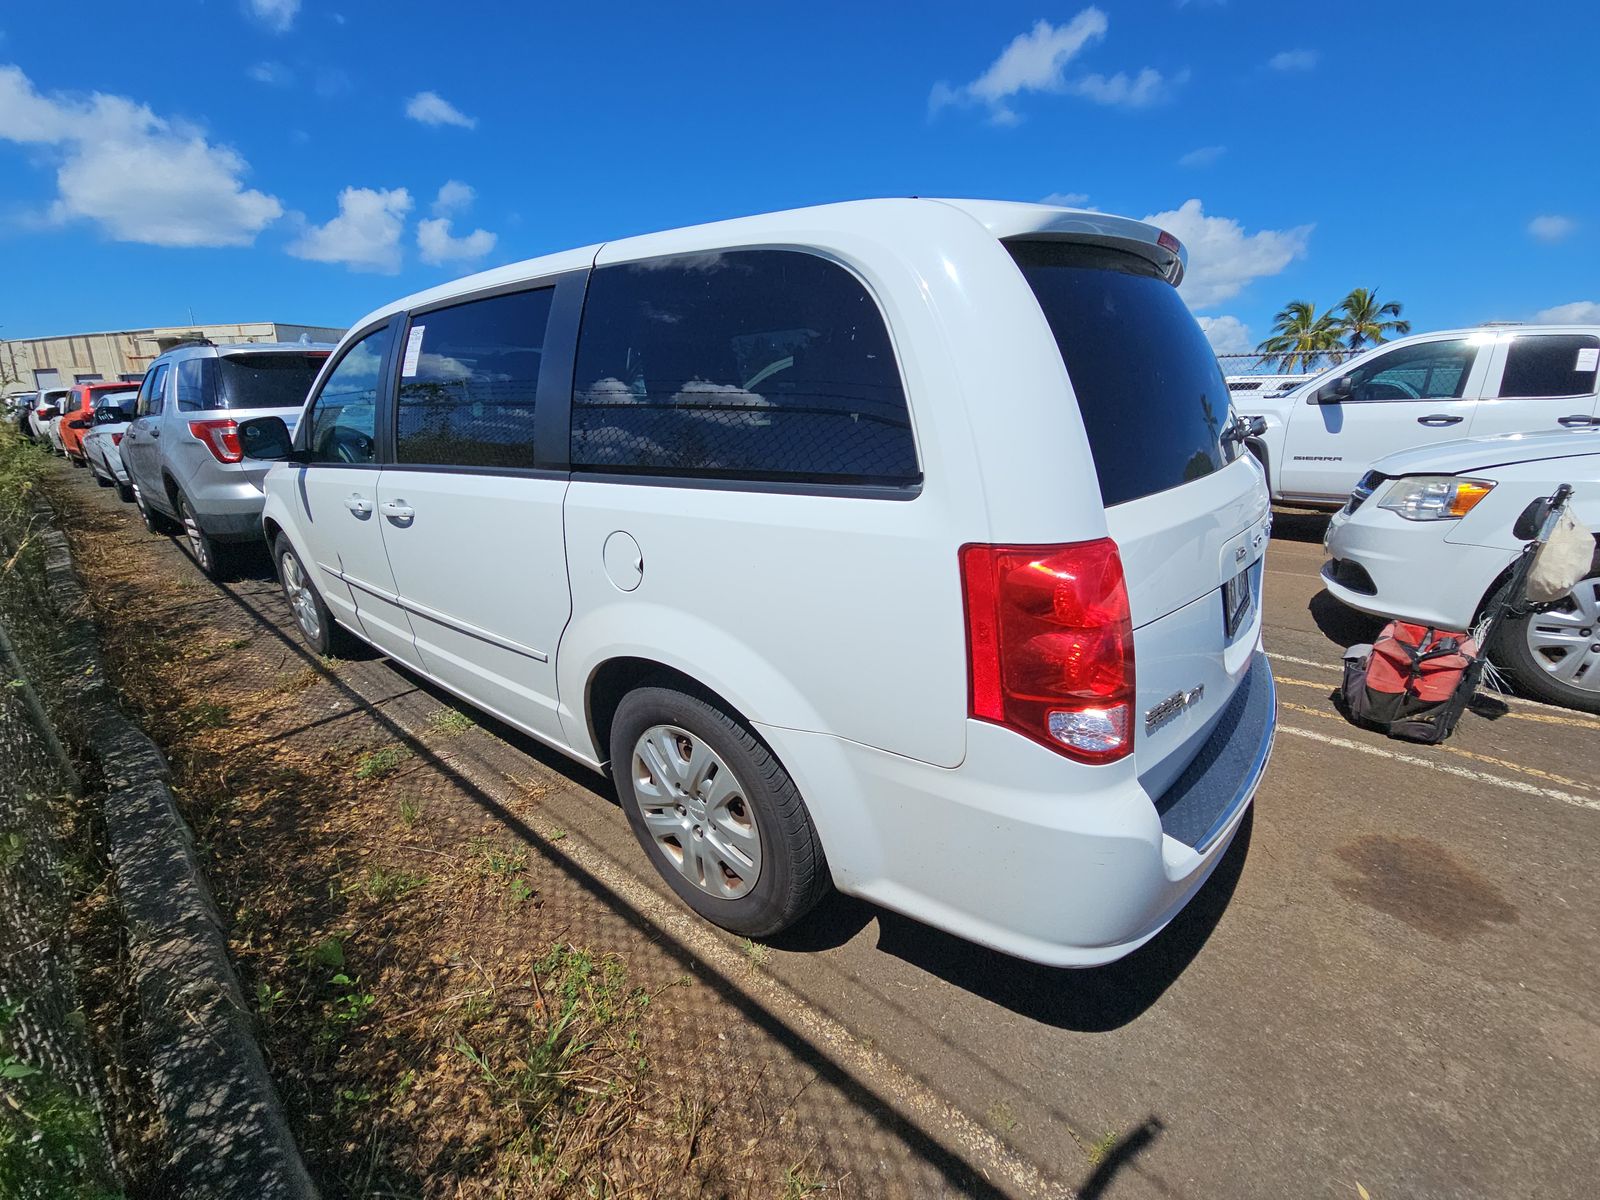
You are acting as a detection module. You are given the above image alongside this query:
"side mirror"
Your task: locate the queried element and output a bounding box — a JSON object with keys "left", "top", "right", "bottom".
{"left": 1313, "top": 376, "right": 1354, "bottom": 405}
{"left": 238, "top": 415, "right": 298, "bottom": 462}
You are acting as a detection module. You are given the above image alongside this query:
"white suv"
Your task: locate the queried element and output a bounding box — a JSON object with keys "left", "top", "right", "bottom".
{"left": 1239, "top": 326, "right": 1600, "bottom": 507}
{"left": 242, "top": 199, "right": 1275, "bottom": 966}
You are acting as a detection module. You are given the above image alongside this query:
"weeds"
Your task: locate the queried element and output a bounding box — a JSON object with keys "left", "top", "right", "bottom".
{"left": 741, "top": 938, "right": 770, "bottom": 969}
{"left": 985, "top": 1100, "right": 1018, "bottom": 1133}
{"left": 183, "top": 699, "right": 230, "bottom": 729}
{"left": 429, "top": 708, "right": 475, "bottom": 736}
{"left": 1084, "top": 1129, "right": 1120, "bottom": 1166}
{"left": 396, "top": 796, "right": 423, "bottom": 826}
{"left": 349, "top": 864, "right": 429, "bottom": 904}
{"left": 354, "top": 746, "right": 411, "bottom": 780}
{"left": 782, "top": 1163, "right": 828, "bottom": 1198}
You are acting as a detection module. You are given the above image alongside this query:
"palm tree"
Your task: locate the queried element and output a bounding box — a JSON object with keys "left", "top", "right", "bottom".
{"left": 1334, "top": 287, "right": 1410, "bottom": 350}
{"left": 1256, "top": 301, "right": 1343, "bottom": 372}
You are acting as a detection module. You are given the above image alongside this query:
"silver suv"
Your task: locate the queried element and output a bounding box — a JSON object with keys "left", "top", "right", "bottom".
{"left": 121, "top": 340, "right": 333, "bottom": 576}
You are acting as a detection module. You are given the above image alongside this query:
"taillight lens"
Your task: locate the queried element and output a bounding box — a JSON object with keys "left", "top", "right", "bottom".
{"left": 111, "top": 433, "right": 123, "bottom": 446}
{"left": 959, "top": 539, "right": 1136, "bottom": 763}
{"left": 188, "top": 419, "right": 242, "bottom": 463}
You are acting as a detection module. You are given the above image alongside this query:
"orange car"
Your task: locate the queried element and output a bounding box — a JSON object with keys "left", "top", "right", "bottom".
{"left": 59, "top": 381, "right": 141, "bottom": 466}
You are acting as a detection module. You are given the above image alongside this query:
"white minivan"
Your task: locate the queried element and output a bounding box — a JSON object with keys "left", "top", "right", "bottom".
{"left": 1240, "top": 325, "right": 1600, "bottom": 507}
{"left": 242, "top": 199, "right": 1275, "bottom": 967}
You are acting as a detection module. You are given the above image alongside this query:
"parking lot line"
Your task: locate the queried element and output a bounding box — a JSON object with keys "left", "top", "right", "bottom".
{"left": 1277, "top": 723, "right": 1600, "bottom": 814}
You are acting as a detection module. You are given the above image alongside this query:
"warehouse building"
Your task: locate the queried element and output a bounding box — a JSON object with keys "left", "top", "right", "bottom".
{"left": 1, "top": 321, "right": 346, "bottom": 396}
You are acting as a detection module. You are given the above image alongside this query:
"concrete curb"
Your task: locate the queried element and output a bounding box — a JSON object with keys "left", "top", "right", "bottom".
{"left": 33, "top": 503, "right": 318, "bottom": 1200}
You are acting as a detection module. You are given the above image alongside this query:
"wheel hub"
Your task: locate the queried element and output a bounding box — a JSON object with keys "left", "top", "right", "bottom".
{"left": 630, "top": 724, "right": 762, "bottom": 900}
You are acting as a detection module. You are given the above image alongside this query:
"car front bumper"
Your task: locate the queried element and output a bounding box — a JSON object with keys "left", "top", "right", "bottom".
{"left": 1322, "top": 504, "right": 1512, "bottom": 630}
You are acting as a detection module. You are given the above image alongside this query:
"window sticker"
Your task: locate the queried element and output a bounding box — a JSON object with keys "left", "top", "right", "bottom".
{"left": 402, "top": 325, "right": 426, "bottom": 377}
{"left": 1575, "top": 347, "right": 1598, "bottom": 373}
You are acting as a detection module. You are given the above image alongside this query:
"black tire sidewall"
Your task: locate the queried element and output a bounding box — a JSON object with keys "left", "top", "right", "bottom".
{"left": 609, "top": 687, "right": 820, "bottom": 938}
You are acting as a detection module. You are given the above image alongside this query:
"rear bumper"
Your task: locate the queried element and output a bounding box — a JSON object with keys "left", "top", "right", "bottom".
{"left": 180, "top": 466, "right": 272, "bottom": 541}
{"left": 761, "top": 651, "right": 1275, "bottom": 967}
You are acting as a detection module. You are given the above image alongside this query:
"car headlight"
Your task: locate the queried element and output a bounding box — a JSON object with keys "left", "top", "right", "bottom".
{"left": 1376, "top": 475, "right": 1495, "bottom": 521}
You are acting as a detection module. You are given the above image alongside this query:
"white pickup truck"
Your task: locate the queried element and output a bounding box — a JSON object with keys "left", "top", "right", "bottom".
{"left": 1238, "top": 325, "right": 1600, "bottom": 507}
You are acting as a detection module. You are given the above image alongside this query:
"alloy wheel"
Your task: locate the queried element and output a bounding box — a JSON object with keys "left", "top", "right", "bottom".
{"left": 280, "top": 551, "right": 322, "bottom": 643}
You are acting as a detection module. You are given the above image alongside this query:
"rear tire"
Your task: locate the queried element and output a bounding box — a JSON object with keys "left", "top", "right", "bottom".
{"left": 1492, "top": 564, "right": 1600, "bottom": 714}
{"left": 133, "top": 483, "right": 181, "bottom": 535}
{"left": 273, "top": 534, "right": 356, "bottom": 656}
{"left": 179, "top": 493, "right": 229, "bottom": 580}
{"left": 609, "top": 686, "right": 829, "bottom": 938}
{"left": 91, "top": 460, "right": 113, "bottom": 487}
{"left": 116, "top": 481, "right": 134, "bottom": 503}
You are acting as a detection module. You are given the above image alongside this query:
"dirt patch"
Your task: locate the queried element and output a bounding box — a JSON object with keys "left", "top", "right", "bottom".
{"left": 1334, "top": 834, "right": 1518, "bottom": 941}
{"left": 45, "top": 466, "right": 987, "bottom": 1198}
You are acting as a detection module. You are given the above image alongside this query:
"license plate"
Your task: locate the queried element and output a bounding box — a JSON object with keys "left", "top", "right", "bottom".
{"left": 1223, "top": 567, "right": 1253, "bottom": 638}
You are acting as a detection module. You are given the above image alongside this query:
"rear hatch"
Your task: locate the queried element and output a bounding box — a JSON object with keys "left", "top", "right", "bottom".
{"left": 1009, "top": 241, "right": 1272, "bottom": 803}
{"left": 193, "top": 351, "right": 328, "bottom": 481}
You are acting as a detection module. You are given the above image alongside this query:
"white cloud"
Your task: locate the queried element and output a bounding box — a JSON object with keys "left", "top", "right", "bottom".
{"left": 928, "top": 8, "right": 1164, "bottom": 123}
{"left": 1067, "top": 66, "right": 1185, "bottom": 108}
{"left": 1179, "top": 144, "right": 1226, "bottom": 168}
{"left": 248, "top": 61, "right": 292, "bottom": 86}
{"left": 0, "top": 65, "right": 282, "bottom": 247}
{"left": 1528, "top": 214, "right": 1577, "bottom": 243}
{"left": 1144, "top": 199, "right": 1312, "bottom": 310}
{"left": 1268, "top": 49, "right": 1318, "bottom": 71}
{"left": 1197, "top": 315, "right": 1253, "bottom": 354}
{"left": 1040, "top": 191, "right": 1091, "bottom": 207}
{"left": 417, "top": 217, "right": 496, "bottom": 267}
{"left": 404, "top": 90, "right": 476, "bottom": 129}
{"left": 431, "top": 180, "right": 475, "bottom": 216}
{"left": 1535, "top": 301, "right": 1600, "bottom": 324}
{"left": 244, "top": 0, "right": 299, "bottom": 33}
{"left": 289, "top": 186, "right": 412, "bottom": 273}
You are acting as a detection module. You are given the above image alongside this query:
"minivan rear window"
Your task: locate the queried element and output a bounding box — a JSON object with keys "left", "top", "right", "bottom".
{"left": 206, "top": 353, "right": 328, "bottom": 411}
{"left": 1008, "top": 241, "right": 1229, "bottom": 507}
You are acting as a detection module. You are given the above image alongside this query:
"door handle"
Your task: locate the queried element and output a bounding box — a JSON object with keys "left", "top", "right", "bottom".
{"left": 1557, "top": 414, "right": 1599, "bottom": 428}
{"left": 344, "top": 495, "right": 373, "bottom": 516}
{"left": 1416, "top": 414, "right": 1463, "bottom": 427}
{"left": 380, "top": 500, "right": 415, "bottom": 522}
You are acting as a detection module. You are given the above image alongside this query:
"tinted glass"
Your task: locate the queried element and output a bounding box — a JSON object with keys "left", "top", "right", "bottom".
{"left": 90, "top": 389, "right": 137, "bottom": 410}
{"left": 1347, "top": 340, "right": 1477, "bottom": 401}
{"left": 175, "top": 358, "right": 217, "bottom": 411}
{"left": 1009, "top": 241, "right": 1227, "bottom": 507}
{"left": 137, "top": 364, "right": 168, "bottom": 417}
{"left": 1498, "top": 334, "right": 1600, "bottom": 398}
{"left": 396, "top": 288, "right": 554, "bottom": 468}
{"left": 571, "top": 250, "right": 917, "bottom": 485}
{"left": 217, "top": 353, "right": 327, "bottom": 410}
{"left": 304, "top": 328, "right": 390, "bottom": 465}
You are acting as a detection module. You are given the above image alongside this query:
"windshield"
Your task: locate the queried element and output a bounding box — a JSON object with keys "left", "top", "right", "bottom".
{"left": 90, "top": 389, "right": 137, "bottom": 410}
{"left": 213, "top": 353, "right": 327, "bottom": 410}
{"left": 1008, "top": 241, "right": 1229, "bottom": 507}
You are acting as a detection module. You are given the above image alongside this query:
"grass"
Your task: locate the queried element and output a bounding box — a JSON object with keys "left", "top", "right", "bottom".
{"left": 396, "top": 796, "right": 423, "bottom": 827}
{"left": 782, "top": 1163, "right": 829, "bottom": 1198}
{"left": 183, "top": 699, "right": 231, "bottom": 729}
{"left": 353, "top": 745, "right": 412, "bottom": 780}
{"left": 349, "top": 864, "right": 429, "bottom": 904}
{"left": 1084, "top": 1129, "right": 1121, "bottom": 1166}
{"left": 741, "top": 937, "right": 771, "bottom": 969}
{"left": 428, "top": 708, "right": 475, "bottom": 736}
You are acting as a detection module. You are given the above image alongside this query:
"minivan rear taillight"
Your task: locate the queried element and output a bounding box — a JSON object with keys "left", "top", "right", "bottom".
{"left": 959, "top": 539, "right": 1135, "bottom": 763}
{"left": 188, "top": 419, "right": 242, "bottom": 463}
{"left": 111, "top": 434, "right": 123, "bottom": 446}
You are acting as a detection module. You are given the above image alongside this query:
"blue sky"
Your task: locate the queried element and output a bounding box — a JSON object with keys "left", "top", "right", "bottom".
{"left": 1, "top": 1, "right": 1595, "bottom": 352}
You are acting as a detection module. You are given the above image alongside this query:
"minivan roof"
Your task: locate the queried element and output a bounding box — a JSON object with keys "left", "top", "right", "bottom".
{"left": 345, "top": 197, "right": 1186, "bottom": 338}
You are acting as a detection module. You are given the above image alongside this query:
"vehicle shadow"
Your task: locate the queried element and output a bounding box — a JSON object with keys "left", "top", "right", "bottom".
{"left": 778, "top": 809, "right": 1255, "bottom": 1032}
{"left": 1309, "top": 588, "right": 1384, "bottom": 649}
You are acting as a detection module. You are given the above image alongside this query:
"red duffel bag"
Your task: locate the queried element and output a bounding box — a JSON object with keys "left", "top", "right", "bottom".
{"left": 1341, "top": 622, "right": 1480, "bottom": 744}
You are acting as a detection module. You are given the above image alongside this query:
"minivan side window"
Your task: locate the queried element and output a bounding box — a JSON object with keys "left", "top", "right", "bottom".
{"left": 1497, "top": 334, "right": 1600, "bottom": 398}
{"left": 570, "top": 250, "right": 919, "bottom": 486}
{"left": 302, "top": 327, "right": 392, "bottom": 465}
{"left": 136, "top": 363, "right": 169, "bottom": 417}
{"left": 395, "top": 288, "right": 555, "bottom": 469}
{"left": 1345, "top": 340, "right": 1478, "bottom": 402}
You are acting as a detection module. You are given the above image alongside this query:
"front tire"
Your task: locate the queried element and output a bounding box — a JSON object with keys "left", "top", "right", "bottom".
{"left": 1493, "top": 565, "right": 1600, "bottom": 714}
{"left": 609, "top": 686, "right": 829, "bottom": 938}
{"left": 273, "top": 534, "right": 355, "bottom": 656}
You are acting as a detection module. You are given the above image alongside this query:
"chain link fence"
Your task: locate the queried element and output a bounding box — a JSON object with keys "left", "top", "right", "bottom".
{"left": 1217, "top": 350, "right": 1366, "bottom": 397}
{"left": 0, "top": 436, "right": 121, "bottom": 1197}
